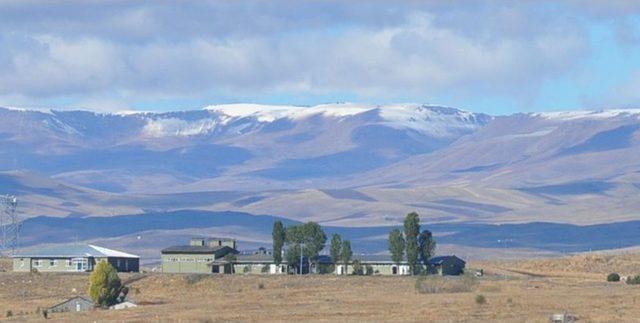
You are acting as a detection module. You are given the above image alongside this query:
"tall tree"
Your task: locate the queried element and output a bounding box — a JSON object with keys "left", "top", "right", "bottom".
{"left": 388, "top": 229, "right": 405, "bottom": 268}
{"left": 404, "top": 212, "right": 421, "bottom": 275}
{"left": 272, "top": 220, "right": 285, "bottom": 266}
{"left": 89, "top": 260, "right": 122, "bottom": 307}
{"left": 340, "top": 240, "right": 352, "bottom": 275}
{"left": 285, "top": 222, "right": 327, "bottom": 274}
{"left": 418, "top": 229, "right": 436, "bottom": 266}
{"left": 330, "top": 233, "right": 342, "bottom": 265}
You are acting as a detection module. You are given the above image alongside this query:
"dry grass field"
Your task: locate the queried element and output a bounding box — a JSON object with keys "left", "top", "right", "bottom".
{"left": 1, "top": 253, "right": 640, "bottom": 322}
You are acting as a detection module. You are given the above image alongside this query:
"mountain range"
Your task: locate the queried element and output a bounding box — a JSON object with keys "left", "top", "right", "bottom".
{"left": 1, "top": 103, "right": 639, "bottom": 261}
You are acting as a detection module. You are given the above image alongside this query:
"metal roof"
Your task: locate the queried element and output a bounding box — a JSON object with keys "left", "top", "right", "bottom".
{"left": 236, "top": 253, "right": 276, "bottom": 263}
{"left": 12, "top": 244, "right": 139, "bottom": 258}
{"left": 161, "top": 245, "right": 237, "bottom": 255}
{"left": 428, "top": 255, "right": 465, "bottom": 265}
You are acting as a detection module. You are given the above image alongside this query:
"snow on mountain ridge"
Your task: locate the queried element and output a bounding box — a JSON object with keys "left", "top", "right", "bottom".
{"left": 532, "top": 109, "right": 640, "bottom": 121}
{"left": 203, "top": 103, "right": 490, "bottom": 137}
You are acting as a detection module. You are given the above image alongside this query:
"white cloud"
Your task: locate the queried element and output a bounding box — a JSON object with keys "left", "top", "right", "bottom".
{"left": 0, "top": 1, "right": 625, "bottom": 110}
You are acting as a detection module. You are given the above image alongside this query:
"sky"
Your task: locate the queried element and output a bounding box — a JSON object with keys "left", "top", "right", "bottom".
{"left": 1, "top": 0, "right": 640, "bottom": 115}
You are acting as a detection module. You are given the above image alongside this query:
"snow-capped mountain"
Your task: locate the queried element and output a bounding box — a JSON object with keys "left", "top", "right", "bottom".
{"left": 0, "top": 103, "right": 492, "bottom": 183}
{"left": 3, "top": 103, "right": 640, "bottom": 257}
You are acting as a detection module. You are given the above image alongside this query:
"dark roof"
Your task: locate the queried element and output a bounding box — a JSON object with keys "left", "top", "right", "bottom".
{"left": 49, "top": 296, "right": 94, "bottom": 309}
{"left": 161, "top": 245, "right": 238, "bottom": 256}
{"left": 236, "top": 253, "right": 277, "bottom": 263}
{"left": 428, "top": 255, "right": 465, "bottom": 265}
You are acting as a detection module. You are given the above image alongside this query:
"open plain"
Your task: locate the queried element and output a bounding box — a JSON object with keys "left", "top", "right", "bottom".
{"left": 1, "top": 253, "right": 640, "bottom": 322}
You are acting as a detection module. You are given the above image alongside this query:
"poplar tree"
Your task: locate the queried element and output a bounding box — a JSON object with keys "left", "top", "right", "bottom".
{"left": 418, "top": 229, "right": 436, "bottom": 265}
{"left": 330, "top": 233, "right": 342, "bottom": 265}
{"left": 340, "top": 240, "right": 352, "bottom": 275}
{"left": 272, "top": 220, "right": 285, "bottom": 266}
{"left": 404, "top": 212, "right": 420, "bottom": 275}
{"left": 388, "top": 229, "right": 405, "bottom": 268}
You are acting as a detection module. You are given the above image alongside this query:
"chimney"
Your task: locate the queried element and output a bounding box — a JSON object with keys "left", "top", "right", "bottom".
{"left": 190, "top": 238, "right": 205, "bottom": 246}
{"left": 207, "top": 237, "right": 236, "bottom": 249}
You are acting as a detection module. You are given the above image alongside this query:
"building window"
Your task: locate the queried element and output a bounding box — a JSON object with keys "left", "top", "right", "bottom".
{"left": 49, "top": 259, "right": 58, "bottom": 267}
{"left": 72, "top": 258, "right": 88, "bottom": 271}
{"left": 33, "top": 259, "right": 42, "bottom": 267}
{"left": 19, "top": 259, "right": 24, "bottom": 267}
{"left": 66, "top": 259, "right": 72, "bottom": 267}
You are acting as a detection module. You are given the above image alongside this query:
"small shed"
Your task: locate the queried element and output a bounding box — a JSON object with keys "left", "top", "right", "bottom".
{"left": 428, "top": 255, "right": 466, "bottom": 276}
{"left": 49, "top": 296, "right": 95, "bottom": 313}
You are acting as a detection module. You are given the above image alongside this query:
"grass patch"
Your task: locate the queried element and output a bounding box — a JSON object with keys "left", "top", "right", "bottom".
{"left": 475, "top": 294, "right": 486, "bottom": 305}
{"left": 415, "top": 275, "right": 477, "bottom": 294}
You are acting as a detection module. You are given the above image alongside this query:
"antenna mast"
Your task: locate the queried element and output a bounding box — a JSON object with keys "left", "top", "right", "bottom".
{"left": 0, "top": 195, "right": 20, "bottom": 256}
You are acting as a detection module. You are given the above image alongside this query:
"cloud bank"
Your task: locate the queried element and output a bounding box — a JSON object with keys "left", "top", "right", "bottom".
{"left": 0, "top": 1, "right": 638, "bottom": 112}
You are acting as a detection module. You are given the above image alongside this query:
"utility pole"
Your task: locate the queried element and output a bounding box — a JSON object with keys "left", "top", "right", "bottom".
{"left": 299, "top": 243, "right": 306, "bottom": 275}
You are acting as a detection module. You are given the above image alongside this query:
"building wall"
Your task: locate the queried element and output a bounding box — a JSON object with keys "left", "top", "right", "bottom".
{"left": 233, "top": 263, "right": 287, "bottom": 274}
{"left": 106, "top": 257, "right": 140, "bottom": 273}
{"left": 439, "top": 258, "right": 465, "bottom": 276}
{"left": 161, "top": 253, "right": 215, "bottom": 273}
{"left": 14, "top": 257, "right": 138, "bottom": 273}
{"left": 13, "top": 257, "right": 95, "bottom": 273}
{"left": 335, "top": 263, "right": 411, "bottom": 275}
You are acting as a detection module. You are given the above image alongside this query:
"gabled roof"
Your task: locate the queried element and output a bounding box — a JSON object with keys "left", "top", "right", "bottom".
{"left": 49, "top": 296, "right": 94, "bottom": 309}
{"left": 13, "top": 244, "right": 139, "bottom": 258}
{"left": 428, "top": 255, "right": 465, "bottom": 265}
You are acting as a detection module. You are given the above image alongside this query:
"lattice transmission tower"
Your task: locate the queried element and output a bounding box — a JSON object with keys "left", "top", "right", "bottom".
{"left": 0, "top": 195, "right": 20, "bottom": 256}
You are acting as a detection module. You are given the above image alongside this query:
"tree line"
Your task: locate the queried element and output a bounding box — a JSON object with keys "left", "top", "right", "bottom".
{"left": 271, "top": 211, "right": 435, "bottom": 275}
{"left": 272, "top": 220, "right": 353, "bottom": 274}
{"left": 388, "top": 212, "right": 436, "bottom": 274}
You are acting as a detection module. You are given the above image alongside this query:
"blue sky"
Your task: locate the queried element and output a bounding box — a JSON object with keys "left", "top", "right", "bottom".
{"left": 1, "top": 1, "right": 640, "bottom": 115}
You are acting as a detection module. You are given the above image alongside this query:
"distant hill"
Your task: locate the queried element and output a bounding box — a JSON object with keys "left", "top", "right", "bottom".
{"left": 1, "top": 104, "right": 640, "bottom": 258}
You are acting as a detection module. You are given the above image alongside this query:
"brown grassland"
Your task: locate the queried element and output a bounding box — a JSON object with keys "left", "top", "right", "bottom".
{"left": 1, "top": 253, "right": 640, "bottom": 322}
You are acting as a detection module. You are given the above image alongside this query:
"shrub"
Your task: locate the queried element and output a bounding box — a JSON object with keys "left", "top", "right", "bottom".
{"left": 415, "top": 275, "right": 477, "bottom": 294}
{"left": 607, "top": 273, "right": 621, "bottom": 282}
{"left": 627, "top": 275, "right": 640, "bottom": 285}
{"left": 6, "top": 310, "right": 12, "bottom": 318}
{"left": 258, "top": 282, "right": 265, "bottom": 290}
{"left": 261, "top": 265, "right": 269, "bottom": 273}
{"left": 365, "top": 265, "right": 374, "bottom": 276}
{"left": 352, "top": 260, "right": 363, "bottom": 275}
{"left": 89, "top": 261, "right": 122, "bottom": 307}
{"left": 243, "top": 265, "right": 251, "bottom": 274}
{"left": 184, "top": 274, "right": 208, "bottom": 285}
{"left": 475, "top": 294, "right": 486, "bottom": 305}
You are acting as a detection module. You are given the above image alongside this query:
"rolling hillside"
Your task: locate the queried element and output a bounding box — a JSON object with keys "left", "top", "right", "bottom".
{"left": 1, "top": 105, "right": 639, "bottom": 259}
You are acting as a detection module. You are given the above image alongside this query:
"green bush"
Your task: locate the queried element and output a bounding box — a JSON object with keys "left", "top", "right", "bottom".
{"left": 475, "top": 294, "right": 486, "bottom": 305}
{"left": 607, "top": 273, "right": 620, "bottom": 282}
{"left": 6, "top": 310, "right": 12, "bottom": 318}
{"left": 365, "top": 265, "right": 374, "bottom": 276}
{"left": 89, "top": 261, "right": 122, "bottom": 307}
{"left": 627, "top": 275, "right": 640, "bottom": 285}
